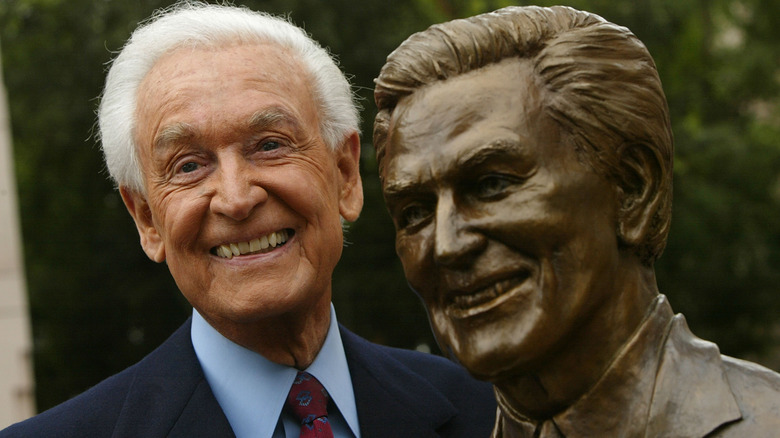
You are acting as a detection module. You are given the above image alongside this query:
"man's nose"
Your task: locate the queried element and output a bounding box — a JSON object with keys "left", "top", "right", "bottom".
{"left": 433, "top": 194, "right": 485, "bottom": 267}
{"left": 210, "top": 158, "right": 268, "bottom": 221}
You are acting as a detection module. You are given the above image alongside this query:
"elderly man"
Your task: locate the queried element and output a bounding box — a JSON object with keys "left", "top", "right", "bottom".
{"left": 374, "top": 6, "right": 780, "bottom": 437}
{"left": 1, "top": 3, "right": 496, "bottom": 438}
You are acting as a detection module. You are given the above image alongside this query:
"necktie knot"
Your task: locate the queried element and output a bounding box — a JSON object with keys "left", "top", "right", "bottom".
{"left": 286, "top": 372, "right": 334, "bottom": 438}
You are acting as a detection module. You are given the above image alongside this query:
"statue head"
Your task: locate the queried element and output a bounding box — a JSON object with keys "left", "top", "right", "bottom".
{"left": 375, "top": 5, "right": 673, "bottom": 265}
{"left": 374, "top": 6, "right": 673, "bottom": 380}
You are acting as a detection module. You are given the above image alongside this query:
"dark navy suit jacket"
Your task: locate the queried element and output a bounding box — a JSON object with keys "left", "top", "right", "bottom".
{"left": 1, "top": 319, "right": 496, "bottom": 437}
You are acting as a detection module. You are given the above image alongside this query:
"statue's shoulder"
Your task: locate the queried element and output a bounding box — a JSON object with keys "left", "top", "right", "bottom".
{"left": 715, "top": 355, "right": 780, "bottom": 435}
{"left": 652, "top": 314, "right": 780, "bottom": 436}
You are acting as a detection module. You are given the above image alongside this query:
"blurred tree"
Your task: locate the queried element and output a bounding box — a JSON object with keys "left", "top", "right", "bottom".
{"left": 0, "top": 0, "right": 778, "bottom": 413}
{"left": 1, "top": 0, "right": 190, "bottom": 410}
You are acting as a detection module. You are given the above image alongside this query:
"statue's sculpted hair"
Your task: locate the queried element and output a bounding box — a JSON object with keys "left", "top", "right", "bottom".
{"left": 98, "top": 1, "right": 359, "bottom": 194}
{"left": 374, "top": 5, "right": 673, "bottom": 264}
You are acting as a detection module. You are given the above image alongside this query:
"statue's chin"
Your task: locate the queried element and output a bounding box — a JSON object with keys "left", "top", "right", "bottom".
{"left": 435, "top": 335, "right": 520, "bottom": 383}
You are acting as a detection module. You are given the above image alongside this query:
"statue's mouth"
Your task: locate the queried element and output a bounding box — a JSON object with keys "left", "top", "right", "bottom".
{"left": 445, "top": 269, "right": 532, "bottom": 319}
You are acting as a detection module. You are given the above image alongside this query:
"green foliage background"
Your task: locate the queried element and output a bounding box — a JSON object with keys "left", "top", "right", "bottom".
{"left": 1, "top": 0, "right": 779, "bottom": 412}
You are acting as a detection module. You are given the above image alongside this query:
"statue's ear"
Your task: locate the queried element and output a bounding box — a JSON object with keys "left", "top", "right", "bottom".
{"left": 616, "top": 143, "right": 664, "bottom": 247}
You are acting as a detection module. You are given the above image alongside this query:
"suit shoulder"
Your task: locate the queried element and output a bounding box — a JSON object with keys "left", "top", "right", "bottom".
{"left": 0, "top": 364, "right": 138, "bottom": 437}
{"left": 341, "top": 326, "right": 491, "bottom": 393}
{"left": 716, "top": 355, "right": 780, "bottom": 435}
{"left": 378, "top": 343, "right": 489, "bottom": 389}
{"left": 340, "top": 327, "right": 496, "bottom": 437}
{"left": 1, "top": 320, "right": 195, "bottom": 437}
{"left": 382, "top": 344, "right": 497, "bottom": 420}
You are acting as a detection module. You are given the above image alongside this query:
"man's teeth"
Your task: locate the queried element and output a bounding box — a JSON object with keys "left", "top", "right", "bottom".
{"left": 215, "top": 230, "right": 289, "bottom": 259}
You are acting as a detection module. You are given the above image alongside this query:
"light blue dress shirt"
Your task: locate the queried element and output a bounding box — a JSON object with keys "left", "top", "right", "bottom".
{"left": 191, "top": 306, "right": 360, "bottom": 438}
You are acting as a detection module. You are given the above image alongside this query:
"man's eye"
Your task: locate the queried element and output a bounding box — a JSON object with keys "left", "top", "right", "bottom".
{"left": 261, "top": 140, "right": 280, "bottom": 151}
{"left": 180, "top": 162, "right": 200, "bottom": 173}
{"left": 399, "top": 204, "right": 432, "bottom": 229}
{"left": 476, "top": 175, "right": 513, "bottom": 199}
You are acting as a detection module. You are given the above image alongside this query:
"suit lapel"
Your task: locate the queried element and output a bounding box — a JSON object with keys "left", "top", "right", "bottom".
{"left": 111, "top": 319, "right": 235, "bottom": 438}
{"left": 111, "top": 320, "right": 472, "bottom": 437}
{"left": 340, "top": 325, "right": 458, "bottom": 438}
{"left": 167, "top": 379, "right": 235, "bottom": 437}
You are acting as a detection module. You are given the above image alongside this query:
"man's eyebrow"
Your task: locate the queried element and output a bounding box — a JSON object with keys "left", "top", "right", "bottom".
{"left": 152, "top": 107, "right": 301, "bottom": 152}
{"left": 154, "top": 122, "right": 196, "bottom": 151}
{"left": 247, "top": 107, "right": 301, "bottom": 132}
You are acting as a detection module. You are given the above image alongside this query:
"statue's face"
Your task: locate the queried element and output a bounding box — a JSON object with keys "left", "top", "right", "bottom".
{"left": 381, "top": 58, "right": 621, "bottom": 380}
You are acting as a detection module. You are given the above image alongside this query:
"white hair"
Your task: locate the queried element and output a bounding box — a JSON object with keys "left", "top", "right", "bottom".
{"left": 98, "top": 1, "right": 360, "bottom": 193}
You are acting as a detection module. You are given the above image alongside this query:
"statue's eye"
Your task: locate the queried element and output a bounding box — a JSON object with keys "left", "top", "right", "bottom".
{"left": 400, "top": 203, "right": 432, "bottom": 229}
{"left": 476, "top": 175, "right": 512, "bottom": 199}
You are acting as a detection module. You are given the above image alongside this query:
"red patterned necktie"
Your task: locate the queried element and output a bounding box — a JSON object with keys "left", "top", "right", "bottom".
{"left": 286, "top": 372, "right": 334, "bottom": 438}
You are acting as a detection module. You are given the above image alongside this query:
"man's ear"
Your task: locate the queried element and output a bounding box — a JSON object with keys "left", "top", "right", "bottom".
{"left": 120, "top": 186, "right": 166, "bottom": 263}
{"left": 616, "top": 143, "right": 664, "bottom": 248}
{"left": 336, "top": 131, "right": 364, "bottom": 222}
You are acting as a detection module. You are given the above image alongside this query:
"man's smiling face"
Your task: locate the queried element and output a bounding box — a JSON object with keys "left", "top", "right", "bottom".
{"left": 381, "top": 58, "right": 621, "bottom": 380}
{"left": 124, "top": 43, "right": 362, "bottom": 330}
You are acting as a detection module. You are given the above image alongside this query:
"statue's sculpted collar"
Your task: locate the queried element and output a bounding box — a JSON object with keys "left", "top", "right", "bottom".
{"left": 493, "top": 295, "right": 741, "bottom": 437}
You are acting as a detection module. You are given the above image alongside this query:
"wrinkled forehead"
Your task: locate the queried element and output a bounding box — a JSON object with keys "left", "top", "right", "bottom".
{"left": 137, "top": 41, "right": 309, "bottom": 102}
{"left": 133, "top": 42, "right": 318, "bottom": 144}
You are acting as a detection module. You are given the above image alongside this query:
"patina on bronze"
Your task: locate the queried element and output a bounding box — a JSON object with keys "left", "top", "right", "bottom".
{"left": 374, "top": 6, "right": 780, "bottom": 437}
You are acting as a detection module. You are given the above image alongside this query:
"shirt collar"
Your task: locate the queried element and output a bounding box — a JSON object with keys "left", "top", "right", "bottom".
{"left": 305, "top": 307, "right": 360, "bottom": 437}
{"left": 191, "top": 305, "right": 359, "bottom": 438}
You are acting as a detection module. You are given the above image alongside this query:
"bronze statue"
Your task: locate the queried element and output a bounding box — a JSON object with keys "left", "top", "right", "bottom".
{"left": 374, "top": 6, "right": 780, "bottom": 437}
